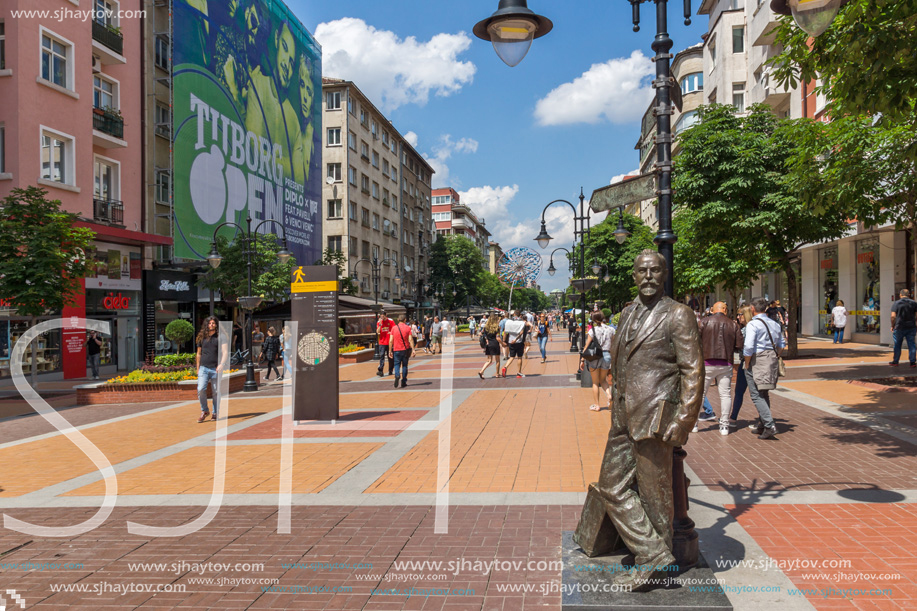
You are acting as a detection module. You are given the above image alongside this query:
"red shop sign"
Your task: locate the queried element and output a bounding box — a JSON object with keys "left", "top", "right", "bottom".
{"left": 102, "top": 292, "right": 131, "bottom": 310}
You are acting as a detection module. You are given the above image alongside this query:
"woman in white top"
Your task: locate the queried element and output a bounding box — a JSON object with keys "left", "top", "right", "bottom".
{"left": 579, "top": 311, "right": 615, "bottom": 412}
{"left": 831, "top": 300, "right": 848, "bottom": 344}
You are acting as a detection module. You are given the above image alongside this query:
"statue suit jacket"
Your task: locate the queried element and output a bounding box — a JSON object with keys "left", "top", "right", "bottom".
{"left": 610, "top": 297, "right": 704, "bottom": 443}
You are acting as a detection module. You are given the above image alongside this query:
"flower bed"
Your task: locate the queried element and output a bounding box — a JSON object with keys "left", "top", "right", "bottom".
{"left": 340, "top": 348, "right": 375, "bottom": 364}
{"left": 76, "top": 370, "right": 260, "bottom": 405}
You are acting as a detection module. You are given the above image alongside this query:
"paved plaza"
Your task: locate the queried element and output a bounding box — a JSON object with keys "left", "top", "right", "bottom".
{"left": 0, "top": 335, "right": 915, "bottom": 610}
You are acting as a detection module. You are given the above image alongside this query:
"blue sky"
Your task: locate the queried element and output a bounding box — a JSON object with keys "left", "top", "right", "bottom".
{"left": 289, "top": 0, "right": 709, "bottom": 292}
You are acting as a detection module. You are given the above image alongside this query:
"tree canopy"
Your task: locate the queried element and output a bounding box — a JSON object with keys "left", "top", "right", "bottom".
{"left": 199, "top": 233, "right": 298, "bottom": 304}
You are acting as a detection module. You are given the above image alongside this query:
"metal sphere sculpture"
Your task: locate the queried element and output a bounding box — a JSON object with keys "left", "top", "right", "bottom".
{"left": 496, "top": 247, "right": 542, "bottom": 311}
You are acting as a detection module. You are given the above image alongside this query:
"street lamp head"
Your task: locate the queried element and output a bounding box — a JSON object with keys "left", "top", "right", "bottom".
{"left": 613, "top": 215, "right": 631, "bottom": 245}
{"left": 547, "top": 260, "right": 556, "bottom": 276}
{"left": 276, "top": 241, "right": 293, "bottom": 264}
{"left": 591, "top": 262, "right": 602, "bottom": 276}
{"left": 535, "top": 221, "right": 552, "bottom": 249}
{"left": 771, "top": 0, "right": 848, "bottom": 37}
{"left": 604, "top": 273, "right": 610, "bottom": 283}
{"left": 206, "top": 243, "right": 222, "bottom": 269}
{"left": 394, "top": 273, "right": 402, "bottom": 286}
{"left": 473, "top": 0, "right": 553, "bottom": 67}
{"left": 452, "top": 289, "right": 458, "bottom": 297}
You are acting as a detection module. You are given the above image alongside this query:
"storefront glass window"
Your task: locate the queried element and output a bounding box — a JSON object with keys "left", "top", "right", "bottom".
{"left": 818, "top": 246, "right": 838, "bottom": 335}
{"left": 855, "top": 238, "right": 881, "bottom": 334}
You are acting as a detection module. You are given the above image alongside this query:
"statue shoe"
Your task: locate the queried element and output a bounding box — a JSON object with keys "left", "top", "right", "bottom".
{"left": 612, "top": 551, "right": 676, "bottom": 592}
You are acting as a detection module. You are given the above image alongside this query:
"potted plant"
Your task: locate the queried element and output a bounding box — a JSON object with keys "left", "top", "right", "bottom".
{"left": 164, "top": 319, "right": 195, "bottom": 354}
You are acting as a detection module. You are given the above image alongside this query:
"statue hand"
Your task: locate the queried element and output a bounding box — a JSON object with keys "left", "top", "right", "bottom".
{"left": 661, "top": 421, "right": 689, "bottom": 446}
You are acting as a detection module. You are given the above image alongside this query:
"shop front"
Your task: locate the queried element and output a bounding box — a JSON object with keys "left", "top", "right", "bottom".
{"left": 143, "top": 270, "right": 198, "bottom": 360}
{"left": 0, "top": 302, "right": 63, "bottom": 379}
{"left": 855, "top": 238, "right": 881, "bottom": 336}
{"left": 818, "top": 246, "right": 838, "bottom": 336}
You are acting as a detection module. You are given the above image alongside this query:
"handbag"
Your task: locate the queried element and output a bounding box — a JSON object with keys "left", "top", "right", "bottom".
{"left": 759, "top": 321, "right": 786, "bottom": 378}
{"left": 480, "top": 333, "right": 487, "bottom": 349}
{"left": 581, "top": 328, "right": 603, "bottom": 361}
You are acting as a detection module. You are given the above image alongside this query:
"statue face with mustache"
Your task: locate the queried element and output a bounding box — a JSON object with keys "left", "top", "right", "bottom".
{"left": 633, "top": 252, "right": 666, "bottom": 306}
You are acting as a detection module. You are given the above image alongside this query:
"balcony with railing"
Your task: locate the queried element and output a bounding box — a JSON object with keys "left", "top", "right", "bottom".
{"left": 92, "top": 20, "right": 125, "bottom": 63}
{"left": 93, "top": 198, "right": 124, "bottom": 226}
{"left": 93, "top": 109, "right": 125, "bottom": 146}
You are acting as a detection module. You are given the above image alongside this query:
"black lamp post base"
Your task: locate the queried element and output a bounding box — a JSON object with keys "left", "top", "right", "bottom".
{"left": 243, "top": 363, "right": 259, "bottom": 392}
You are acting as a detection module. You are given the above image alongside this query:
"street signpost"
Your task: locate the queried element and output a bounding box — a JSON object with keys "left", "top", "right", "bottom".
{"left": 589, "top": 173, "right": 657, "bottom": 213}
{"left": 291, "top": 266, "right": 339, "bottom": 421}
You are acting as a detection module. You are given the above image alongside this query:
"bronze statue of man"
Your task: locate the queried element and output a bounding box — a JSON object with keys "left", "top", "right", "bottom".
{"left": 574, "top": 249, "right": 704, "bottom": 589}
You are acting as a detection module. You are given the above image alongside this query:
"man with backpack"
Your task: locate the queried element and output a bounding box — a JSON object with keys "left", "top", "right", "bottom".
{"left": 501, "top": 311, "right": 531, "bottom": 378}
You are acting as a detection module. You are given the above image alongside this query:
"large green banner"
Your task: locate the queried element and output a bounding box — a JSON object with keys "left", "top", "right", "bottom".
{"left": 172, "top": 0, "right": 321, "bottom": 266}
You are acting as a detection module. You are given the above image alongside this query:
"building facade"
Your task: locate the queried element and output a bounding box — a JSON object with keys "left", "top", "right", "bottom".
{"left": 0, "top": 0, "right": 171, "bottom": 379}
{"left": 432, "top": 187, "right": 491, "bottom": 261}
{"left": 321, "top": 79, "right": 434, "bottom": 309}
{"left": 488, "top": 241, "right": 504, "bottom": 275}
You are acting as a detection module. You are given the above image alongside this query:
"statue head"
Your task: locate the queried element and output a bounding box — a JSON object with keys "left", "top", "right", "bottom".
{"left": 633, "top": 249, "right": 667, "bottom": 302}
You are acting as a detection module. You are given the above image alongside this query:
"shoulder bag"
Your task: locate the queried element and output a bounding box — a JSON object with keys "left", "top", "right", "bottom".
{"left": 581, "top": 328, "right": 603, "bottom": 361}
{"left": 759, "top": 321, "right": 786, "bottom": 377}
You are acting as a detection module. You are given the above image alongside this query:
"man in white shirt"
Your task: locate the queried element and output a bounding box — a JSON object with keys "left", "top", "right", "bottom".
{"left": 501, "top": 311, "right": 530, "bottom": 378}
{"left": 744, "top": 297, "right": 786, "bottom": 440}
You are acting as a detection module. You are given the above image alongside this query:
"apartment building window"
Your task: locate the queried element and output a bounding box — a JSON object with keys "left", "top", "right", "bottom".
{"left": 392, "top": 222, "right": 397, "bottom": 238}
{"left": 93, "top": 75, "right": 117, "bottom": 110}
{"left": 348, "top": 201, "right": 357, "bottom": 221}
{"left": 360, "top": 108, "right": 367, "bottom": 126}
{"left": 154, "top": 36, "right": 170, "bottom": 70}
{"left": 40, "top": 129, "right": 73, "bottom": 185}
{"left": 348, "top": 131, "right": 356, "bottom": 150}
{"left": 674, "top": 110, "right": 699, "bottom": 134}
{"left": 372, "top": 245, "right": 379, "bottom": 260}
{"left": 41, "top": 32, "right": 71, "bottom": 88}
{"left": 0, "top": 125, "right": 5, "bottom": 173}
{"left": 433, "top": 212, "right": 452, "bottom": 222}
{"left": 349, "top": 236, "right": 358, "bottom": 254}
{"left": 361, "top": 241, "right": 370, "bottom": 259}
{"left": 382, "top": 188, "right": 390, "bottom": 206}
{"left": 93, "top": 157, "right": 118, "bottom": 201}
{"left": 347, "top": 95, "right": 354, "bottom": 114}
{"left": 155, "top": 170, "right": 171, "bottom": 203}
{"left": 348, "top": 165, "right": 356, "bottom": 185}
{"left": 390, "top": 139, "right": 396, "bottom": 154}
{"left": 327, "top": 127, "right": 341, "bottom": 146}
{"left": 382, "top": 159, "right": 390, "bottom": 176}
{"left": 326, "top": 90, "right": 341, "bottom": 110}
{"left": 361, "top": 174, "right": 369, "bottom": 193}
{"left": 732, "top": 83, "right": 746, "bottom": 113}
{"left": 709, "top": 42, "right": 716, "bottom": 69}
{"left": 361, "top": 208, "right": 370, "bottom": 227}
{"left": 372, "top": 182, "right": 380, "bottom": 199}
{"left": 327, "top": 162, "right": 342, "bottom": 182}
{"left": 94, "top": 0, "right": 118, "bottom": 26}
{"left": 327, "top": 199, "right": 343, "bottom": 219}
{"left": 730, "top": 0, "right": 744, "bottom": 8}
{"left": 155, "top": 103, "right": 171, "bottom": 139}
{"left": 384, "top": 248, "right": 390, "bottom": 260}
{"left": 391, "top": 195, "right": 398, "bottom": 211}
{"left": 382, "top": 131, "right": 389, "bottom": 146}
{"left": 732, "top": 26, "right": 744, "bottom": 53}
{"left": 372, "top": 151, "right": 379, "bottom": 168}
{"left": 327, "top": 236, "right": 342, "bottom": 252}
{"left": 372, "top": 213, "right": 380, "bottom": 231}
{"left": 371, "top": 120, "right": 377, "bottom": 139}
{"left": 361, "top": 141, "right": 369, "bottom": 159}
{"left": 680, "top": 72, "right": 703, "bottom": 94}
{"left": 0, "top": 21, "right": 6, "bottom": 70}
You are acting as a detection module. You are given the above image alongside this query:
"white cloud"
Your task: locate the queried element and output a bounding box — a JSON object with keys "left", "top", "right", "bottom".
{"left": 533, "top": 50, "right": 654, "bottom": 126}
{"left": 316, "top": 18, "right": 476, "bottom": 112}
{"left": 404, "top": 131, "right": 419, "bottom": 148}
{"left": 458, "top": 185, "right": 519, "bottom": 223}
{"left": 610, "top": 169, "right": 641, "bottom": 184}
{"left": 424, "top": 135, "right": 480, "bottom": 188}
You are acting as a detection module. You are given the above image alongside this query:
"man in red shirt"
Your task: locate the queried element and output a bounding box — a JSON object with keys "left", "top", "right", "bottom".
{"left": 376, "top": 311, "right": 394, "bottom": 377}
{"left": 388, "top": 314, "right": 416, "bottom": 388}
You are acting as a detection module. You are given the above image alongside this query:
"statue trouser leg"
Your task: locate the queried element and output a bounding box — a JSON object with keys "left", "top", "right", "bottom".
{"left": 593, "top": 431, "right": 675, "bottom": 567}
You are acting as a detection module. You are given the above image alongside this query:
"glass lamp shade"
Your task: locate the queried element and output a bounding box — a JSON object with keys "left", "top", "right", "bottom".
{"left": 789, "top": 0, "right": 844, "bottom": 37}
{"left": 591, "top": 263, "right": 602, "bottom": 276}
{"left": 489, "top": 18, "right": 536, "bottom": 67}
{"left": 277, "top": 245, "right": 293, "bottom": 264}
{"left": 547, "top": 263, "right": 556, "bottom": 276}
{"left": 238, "top": 296, "right": 263, "bottom": 310}
{"left": 535, "top": 222, "right": 552, "bottom": 249}
{"left": 207, "top": 244, "right": 222, "bottom": 268}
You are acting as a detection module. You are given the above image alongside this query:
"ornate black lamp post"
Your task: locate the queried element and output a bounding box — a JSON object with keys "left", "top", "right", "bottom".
{"left": 350, "top": 256, "right": 400, "bottom": 307}
{"left": 206, "top": 215, "right": 292, "bottom": 393}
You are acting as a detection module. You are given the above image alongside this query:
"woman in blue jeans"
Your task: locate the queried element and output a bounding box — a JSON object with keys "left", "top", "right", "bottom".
{"left": 537, "top": 315, "right": 550, "bottom": 362}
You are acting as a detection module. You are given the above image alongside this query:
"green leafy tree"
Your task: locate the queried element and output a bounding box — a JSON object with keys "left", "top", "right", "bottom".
{"left": 477, "top": 271, "right": 510, "bottom": 309}
{"left": 0, "top": 187, "right": 94, "bottom": 383}
{"left": 429, "top": 235, "right": 487, "bottom": 310}
{"left": 316, "top": 248, "right": 356, "bottom": 295}
{"left": 164, "top": 319, "right": 194, "bottom": 353}
{"left": 769, "top": 0, "right": 917, "bottom": 129}
{"left": 785, "top": 113, "right": 917, "bottom": 294}
{"left": 673, "top": 104, "right": 851, "bottom": 356}
{"left": 579, "top": 212, "right": 656, "bottom": 312}
{"left": 199, "top": 233, "right": 298, "bottom": 305}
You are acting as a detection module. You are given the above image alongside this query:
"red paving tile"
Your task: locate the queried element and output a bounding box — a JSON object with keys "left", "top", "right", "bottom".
{"left": 729, "top": 503, "right": 917, "bottom": 610}
{"left": 227, "top": 411, "right": 427, "bottom": 439}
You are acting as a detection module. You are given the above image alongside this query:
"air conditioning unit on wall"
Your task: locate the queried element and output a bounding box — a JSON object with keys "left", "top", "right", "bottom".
{"left": 92, "top": 56, "right": 102, "bottom": 73}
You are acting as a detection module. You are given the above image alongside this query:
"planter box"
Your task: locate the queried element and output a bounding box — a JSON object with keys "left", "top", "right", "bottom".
{"left": 76, "top": 370, "right": 261, "bottom": 405}
{"left": 340, "top": 348, "right": 375, "bottom": 363}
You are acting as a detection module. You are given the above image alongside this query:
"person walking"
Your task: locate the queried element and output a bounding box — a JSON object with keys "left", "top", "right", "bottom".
{"left": 422, "top": 315, "right": 433, "bottom": 354}
{"left": 478, "top": 315, "right": 503, "bottom": 379}
{"left": 469, "top": 316, "right": 477, "bottom": 340}
{"left": 579, "top": 311, "right": 614, "bottom": 411}
{"left": 501, "top": 311, "right": 530, "bottom": 378}
{"left": 251, "top": 326, "right": 264, "bottom": 361}
{"left": 744, "top": 297, "right": 786, "bottom": 439}
{"left": 376, "top": 311, "right": 394, "bottom": 376}
{"left": 280, "top": 325, "right": 293, "bottom": 381}
{"left": 86, "top": 330, "right": 102, "bottom": 380}
{"left": 890, "top": 289, "right": 917, "bottom": 367}
{"left": 261, "top": 327, "right": 282, "bottom": 381}
{"left": 389, "top": 314, "right": 415, "bottom": 388}
{"left": 195, "top": 316, "right": 224, "bottom": 423}
{"left": 698, "top": 302, "right": 743, "bottom": 435}
{"left": 729, "top": 305, "right": 755, "bottom": 425}
{"left": 498, "top": 313, "right": 508, "bottom": 360}
{"left": 831, "top": 300, "right": 848, "bottom": 344}
{"left": 430, "top": 316, "right": 443, "bottom": 354}
{"left": 537, "top": 314, "right": 550, "bottom": 362}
